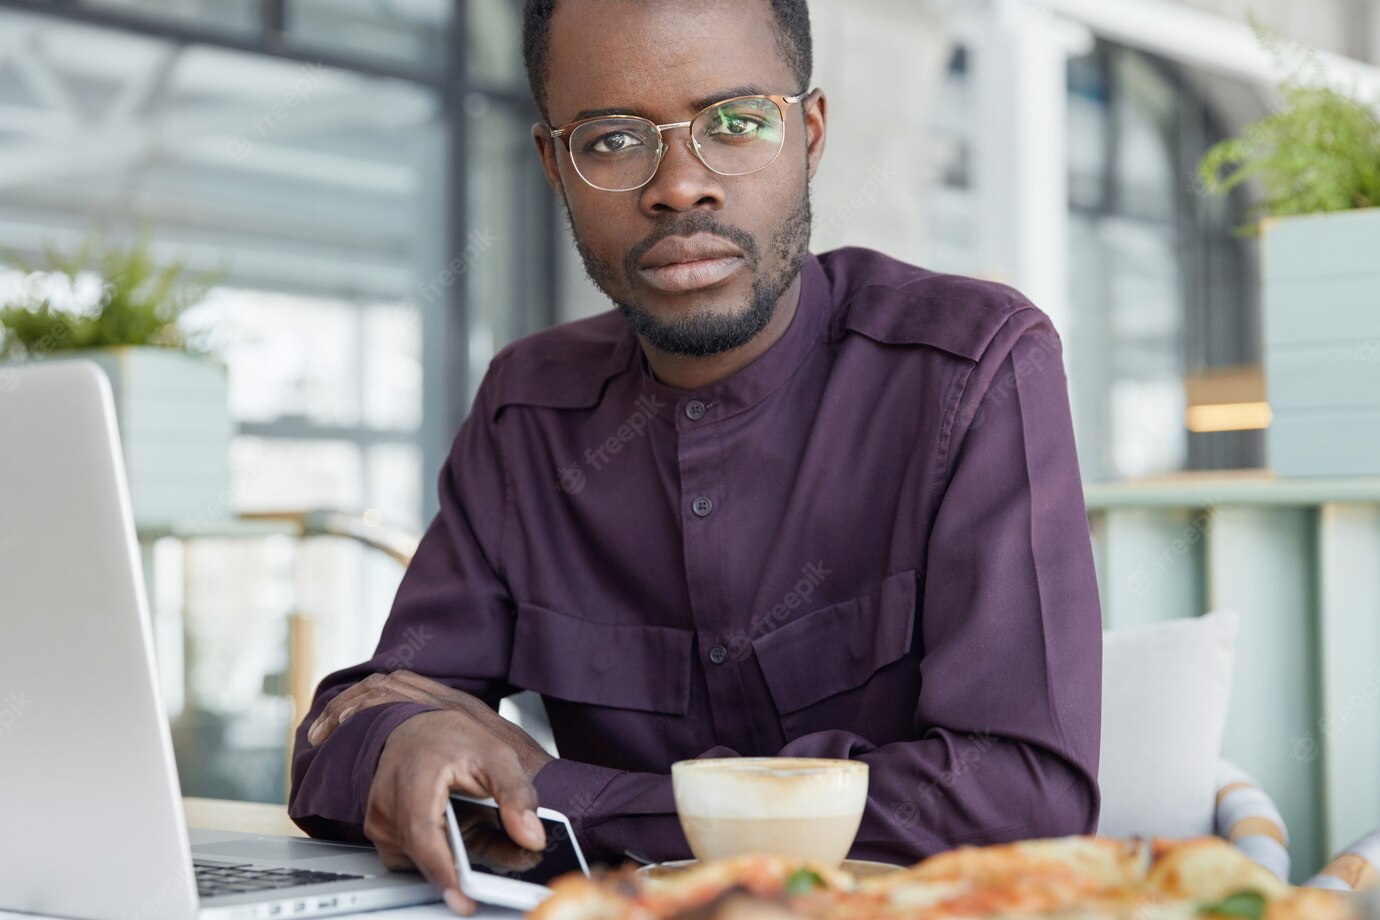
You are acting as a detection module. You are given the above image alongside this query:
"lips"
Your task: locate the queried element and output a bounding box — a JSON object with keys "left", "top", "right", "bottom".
{"left": 636, "top": 234, "right": 746, "bottom": 294}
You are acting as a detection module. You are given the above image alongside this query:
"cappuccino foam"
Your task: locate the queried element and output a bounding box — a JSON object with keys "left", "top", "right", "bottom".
{"left": 672, "top": 757, "right": 868, "bottom": 819}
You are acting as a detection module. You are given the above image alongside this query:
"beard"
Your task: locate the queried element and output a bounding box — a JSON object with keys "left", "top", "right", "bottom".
{"left": 567, "top": 184, "right": 812, "bottom": 358}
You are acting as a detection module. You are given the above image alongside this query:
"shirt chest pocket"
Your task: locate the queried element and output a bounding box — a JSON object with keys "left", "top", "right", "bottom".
{"left": 507, "top": 601, "right": 694, "bottom": 715}
{"left": 751, "top": 569, "right": 922, "bottom": 744}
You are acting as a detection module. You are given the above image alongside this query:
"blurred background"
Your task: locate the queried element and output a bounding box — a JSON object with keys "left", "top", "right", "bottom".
{"left": 2, "top": 0, "right": 1379, "bottom": 883}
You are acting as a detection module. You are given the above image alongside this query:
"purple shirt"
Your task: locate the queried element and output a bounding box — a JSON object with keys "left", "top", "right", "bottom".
{"left": 288, "top": 247, "right": 1102, "bottom": 866}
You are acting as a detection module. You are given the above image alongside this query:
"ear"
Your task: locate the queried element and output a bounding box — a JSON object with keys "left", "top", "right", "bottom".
{"left": 531, "top": 122, "right": 567, "bottom": 200}
{"left": 802, "top": 88, "right": 827, "bottom": 180}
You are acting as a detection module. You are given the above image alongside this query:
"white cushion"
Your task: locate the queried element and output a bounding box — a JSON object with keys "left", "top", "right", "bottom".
{"left": 1097, "top": 610, "right": 1239, "bottom": 839}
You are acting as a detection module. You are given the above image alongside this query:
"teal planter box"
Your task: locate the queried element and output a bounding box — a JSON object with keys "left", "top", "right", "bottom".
{"left": 1263, "top": 208, "right": 1380, "bottom": 477}
{"left": 4, "top": 348, "right": 234, "bottom": 529}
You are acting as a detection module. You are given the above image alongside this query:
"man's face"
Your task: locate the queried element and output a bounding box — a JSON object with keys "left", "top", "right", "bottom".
{"left": 533, "top": 0, "right": 827, "bottom": 358}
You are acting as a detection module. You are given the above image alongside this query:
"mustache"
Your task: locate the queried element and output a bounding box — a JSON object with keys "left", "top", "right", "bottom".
{"left": 622, "top": 212, "right": 760, "bottom": 279}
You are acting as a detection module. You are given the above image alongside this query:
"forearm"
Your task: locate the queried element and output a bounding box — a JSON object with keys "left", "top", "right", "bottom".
{"left": 532, "top": 754, "right": 702, "bottom": 865}
{"left": 531, "top": 731, "right": 1096, "bottom": 868}
{"left": 778, "top": 730, "right": 1097, "bottom": 864}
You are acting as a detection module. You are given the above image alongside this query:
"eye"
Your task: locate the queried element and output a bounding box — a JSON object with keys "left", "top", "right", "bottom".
{"left": 586, "top": 129, "right": 646, "bottom": 155}
{"left": 707, "top": 111, "right": 766, "bottom": 138}
{"left": 702, "top": 100, "right": 781, "bottom": 142}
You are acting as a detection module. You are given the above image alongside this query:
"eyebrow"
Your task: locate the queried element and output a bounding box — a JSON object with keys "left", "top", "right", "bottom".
{"left": 569, "top": 85, "right": 770, "bottom": 123}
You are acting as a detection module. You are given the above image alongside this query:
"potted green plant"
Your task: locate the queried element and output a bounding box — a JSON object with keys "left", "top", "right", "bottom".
{"left": 0, "top": 233, "right": 235, "bottom": 528}
{"left": 1197, "top": 24, "right": 1380, "bottom": 477}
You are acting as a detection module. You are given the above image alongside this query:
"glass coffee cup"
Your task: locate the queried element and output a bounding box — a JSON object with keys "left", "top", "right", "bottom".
{"left": 671, "top": 757, "right": 869, "bottom": 866}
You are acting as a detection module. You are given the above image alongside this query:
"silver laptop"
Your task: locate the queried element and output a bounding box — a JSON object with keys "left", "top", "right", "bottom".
{"left": 0, "top": 361, "right": 441, "bottom": 920}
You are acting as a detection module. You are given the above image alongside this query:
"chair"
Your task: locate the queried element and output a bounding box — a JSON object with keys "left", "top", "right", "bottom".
{"left": 1307, "top": 830, "right": 1380, "bottom": 892}
{"left": 1214, "top": 759, "right": 1290, "bottom": 881}
{"left": 1100, "top": 611, "right": 1380, "bottom": 892}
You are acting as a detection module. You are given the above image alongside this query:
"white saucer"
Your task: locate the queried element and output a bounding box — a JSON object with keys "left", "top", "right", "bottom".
{"left": 635, "top": 858, "right": 901, "bottom": 880}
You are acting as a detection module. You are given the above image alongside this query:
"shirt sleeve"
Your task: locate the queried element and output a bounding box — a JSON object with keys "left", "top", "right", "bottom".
{"left": 287, "top": 378, "right": 516, "bottom": 841}
{"left": 533, "top": 313, "right": 1103, "bottom": 866}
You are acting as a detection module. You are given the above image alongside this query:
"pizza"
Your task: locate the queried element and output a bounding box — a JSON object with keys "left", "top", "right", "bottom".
{"left": 528, "top": 836, "right": 1361, "bottom": 920}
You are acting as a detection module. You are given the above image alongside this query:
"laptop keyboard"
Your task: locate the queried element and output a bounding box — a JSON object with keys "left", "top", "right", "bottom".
{"left": 194, "top": 859, "right": 365, "bottom": 898}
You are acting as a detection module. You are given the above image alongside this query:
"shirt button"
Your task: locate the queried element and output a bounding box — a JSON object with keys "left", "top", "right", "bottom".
{"left": 708, "top": 645, "right": 728, "bottom": 665}
{"left": 691, "top": 496, "right": 714, "bottom": 518}
{"left": 685, "top": 400, "right": 707, "bottom": 421}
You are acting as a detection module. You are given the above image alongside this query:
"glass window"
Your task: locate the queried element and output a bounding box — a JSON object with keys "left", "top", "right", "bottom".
{"left": 465, "top": 97, "right": 555, "bottom": 396}
{"left": 927, "top": 38, "right": 1264, "bottom": 484}
{"left": 363, "top": 302, "right": 423, "bottom": 432}
{"left": 82, "top": 0, "right": 259, "bottom": 35}
{"left": 368, "top": 442, "right": 424, "bottom": 532}
{"left": 924, "top": 46, "right": 981, "bottom": 278}
{"left": 231, "top": 437, "right": 365, "bottom": 511}
{"left": 0, "top": 7, "right": 445, "bottom": 802}
{"left": 468, "top": 0, "right": 525, "bottom": 89}
{"left": 1065, "top": 41, "right": 1260, "bottom": 483}
{"left": 195, "top": 290, "right": 362, "bottom": 427}
{"left": 3, "top": 0, "right": 579, "bottom": 802}
{"left": 1113, "top": 52, "right": 1179, "bottom": 222}
{"left": 1068, "top": 52, "right": 1111, "bottom": 212}
{"left": 286, "top": 0, "right": 451, "bottom": 73}
{"left": 1069, "top": 214, "right": 1187, "bottom": 479}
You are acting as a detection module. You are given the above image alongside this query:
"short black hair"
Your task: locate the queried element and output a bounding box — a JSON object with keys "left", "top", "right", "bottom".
{"left": 522, "top": 0, "right": 813, "bottom": 121}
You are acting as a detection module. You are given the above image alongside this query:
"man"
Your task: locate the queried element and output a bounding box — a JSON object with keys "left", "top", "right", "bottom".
{"left": 288, "top": 0, "right": 1103, "bottom": 913}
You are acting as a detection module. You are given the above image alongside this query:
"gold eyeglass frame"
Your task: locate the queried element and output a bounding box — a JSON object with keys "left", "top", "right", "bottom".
{"left": 548, "top": 92, "right": 808, "bottom": 192}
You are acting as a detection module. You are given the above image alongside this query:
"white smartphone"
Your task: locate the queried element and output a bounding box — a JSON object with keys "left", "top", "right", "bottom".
{"left": 444, "top": 793, "right": 591, "bottom": 911}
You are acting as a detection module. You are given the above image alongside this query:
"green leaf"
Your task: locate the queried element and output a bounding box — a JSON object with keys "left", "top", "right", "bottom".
{"left": 0, "top": 228, "right": 220, "bottom": 358}
{"left": 1198, "top": 890, "right": 1267, "bottom": 919}
{"left": 783, "top": 868, "right": 825, "bottom": 897}
{"left": 1194, "top": 20, "right": 1380, "bottom": 230}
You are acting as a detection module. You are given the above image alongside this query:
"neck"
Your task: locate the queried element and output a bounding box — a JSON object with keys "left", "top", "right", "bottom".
{"left": 640, "top": 272, "right": 804, "bottom": 391}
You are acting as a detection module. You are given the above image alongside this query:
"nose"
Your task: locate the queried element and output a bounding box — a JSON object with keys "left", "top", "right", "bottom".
{"left": 637, "top": 127, "right": 725, "bottom": 215}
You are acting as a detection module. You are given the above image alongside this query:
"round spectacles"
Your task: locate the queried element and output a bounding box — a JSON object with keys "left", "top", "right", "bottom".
{"left": 549, "top": 92, "right": 807, "bottom": 193}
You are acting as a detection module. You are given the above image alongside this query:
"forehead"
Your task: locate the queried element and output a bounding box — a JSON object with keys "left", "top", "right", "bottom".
{"left": 544, "top": 0, "right": 797, "bottom": 124}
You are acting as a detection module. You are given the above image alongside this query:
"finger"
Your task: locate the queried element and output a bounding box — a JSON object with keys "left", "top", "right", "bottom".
{"left": 375, "top": 843, "right": 418, "bottom": 873}
{"left": 310, "top": 694, "right": 390, "bottom": 746}
{"left": 404, "top": 817, "right": 464, "bottom": 904}
{"left": 397, "top": 770, "right": 465, "bottom": 900}
{"left": 443, "top": 888, "right": 476, "bottom": 916}
{"left": 386, "top": 669, "right": 430, "bottom": 689}
{"left": 336, "top": 691, "right": 401, "bottom": 727}
{"left": 485, "top": 754, "right": 545, "bottom": 852}
{"left": 311, "top": 683, "right": 430, "bottom": 745}
{"left": 364, "top": 746, "right": 466, "bottom": 918}
{"left": 362, "top": 676, "right": 444, "bottom": 710}
{"left": 306, "top": 691, "right": 364, "bottom": 745}
{"left": 307, "top": 675, "right": 386, "bottom": 744}
{"left": 390, "top": 671, "right": 481, "bottom": 709}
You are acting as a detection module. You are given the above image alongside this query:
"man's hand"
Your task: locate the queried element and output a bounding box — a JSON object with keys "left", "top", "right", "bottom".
{"left": 306, "top": 670, "right": 503, "bottom": 746}
{"left": 305, "top": 673, "right": 554, "bottom": 915}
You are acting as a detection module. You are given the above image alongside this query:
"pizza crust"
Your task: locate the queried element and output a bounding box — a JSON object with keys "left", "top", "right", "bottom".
{"left": 531, "top": 836, "right": 1357, "bottom": 920}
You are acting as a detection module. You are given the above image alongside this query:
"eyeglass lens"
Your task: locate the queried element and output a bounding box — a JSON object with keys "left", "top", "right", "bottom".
{"left": 567, "top": 97, "right": 788, "bottom": 191}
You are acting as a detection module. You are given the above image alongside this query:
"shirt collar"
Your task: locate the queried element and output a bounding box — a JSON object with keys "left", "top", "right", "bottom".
{"left": 629, "top": 253, "right": 830, "bottom": 425}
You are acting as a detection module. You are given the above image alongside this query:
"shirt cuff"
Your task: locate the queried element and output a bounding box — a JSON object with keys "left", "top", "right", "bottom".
{"left": 532, "top": 758, "right": 624, "bottom": 834}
